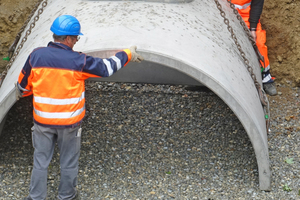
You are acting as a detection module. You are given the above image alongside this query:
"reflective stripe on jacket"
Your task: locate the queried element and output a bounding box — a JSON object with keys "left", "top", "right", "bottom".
{"left": 18, "top": 42, "right": 131, "bottom": 128}
{"left": 234, "top": 2, "right": 251, "bottom": 10}
{"left": 231, "top": 0, "right": 251, "bottom": 9}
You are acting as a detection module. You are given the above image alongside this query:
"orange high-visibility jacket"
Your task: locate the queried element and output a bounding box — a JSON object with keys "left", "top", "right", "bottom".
{"left": 17, "top": 42, "right": 132, "bottom": 128}
{"left": 231, "top": 0, "right": 264, "bottom": 29}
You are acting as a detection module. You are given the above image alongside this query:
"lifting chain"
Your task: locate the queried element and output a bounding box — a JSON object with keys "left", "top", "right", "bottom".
{"left": 214, "top": 0, "right": 270, "bottom": 133}
{"left": 0, "top": 0, "right": 48, "bottom": 87}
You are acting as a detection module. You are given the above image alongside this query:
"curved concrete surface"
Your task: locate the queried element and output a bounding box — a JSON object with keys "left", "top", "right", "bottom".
{"left": 0, "top": 0, "right": 270, "bottom": 190}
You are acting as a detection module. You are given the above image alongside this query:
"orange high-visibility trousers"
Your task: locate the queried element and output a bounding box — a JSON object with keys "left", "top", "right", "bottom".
{"left": 237, "top": 6, "right": 270, "bottom": 69}
{"left": 235, "top": 5, "right": 273, "bottom": 83}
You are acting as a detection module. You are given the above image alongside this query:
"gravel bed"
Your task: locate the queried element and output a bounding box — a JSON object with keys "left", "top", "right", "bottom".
{"left": 0, "top": 82, "right": 299, "bottom": 199}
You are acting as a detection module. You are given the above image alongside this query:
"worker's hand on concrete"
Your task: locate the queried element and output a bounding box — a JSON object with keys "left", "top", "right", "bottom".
{"left": 15, "top": 82, "right": 22, "bottom": 100}
{"left": 129, "top": 46, "right": 144, "bottom": 63}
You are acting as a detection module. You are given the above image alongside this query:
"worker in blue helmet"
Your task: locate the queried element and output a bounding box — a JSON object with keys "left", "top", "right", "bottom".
{"left": 20, "top": 15, "right": 143, "bottom": 200}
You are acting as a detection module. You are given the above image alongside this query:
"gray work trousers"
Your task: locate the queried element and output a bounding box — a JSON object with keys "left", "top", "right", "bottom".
{"left": 28, "top": 123, "right": 81, "bottom": 200}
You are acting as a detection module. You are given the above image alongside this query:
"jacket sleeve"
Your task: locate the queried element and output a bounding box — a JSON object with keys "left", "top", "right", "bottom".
{"left": 82, "top": 49, "right": 132, "bottom": 79}
{"left": 17, "top": 56, "right": 33, "bottom": 97}
{"left": 249, "top": 0, "right": 264, "bottom": 29}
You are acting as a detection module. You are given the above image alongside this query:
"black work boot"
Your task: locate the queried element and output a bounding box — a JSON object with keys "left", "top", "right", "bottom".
{"left": 263, "top": 82, "right": 277, "bottom": 96}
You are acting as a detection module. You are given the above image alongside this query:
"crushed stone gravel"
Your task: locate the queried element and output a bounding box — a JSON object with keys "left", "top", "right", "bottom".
{"left": 0, "top": 82, "right": 299, "bottom": 199}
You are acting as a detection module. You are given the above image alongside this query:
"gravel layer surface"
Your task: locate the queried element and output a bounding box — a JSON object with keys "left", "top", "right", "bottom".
{"left": 0, "top": 82, "right": 299, "bottom": 200}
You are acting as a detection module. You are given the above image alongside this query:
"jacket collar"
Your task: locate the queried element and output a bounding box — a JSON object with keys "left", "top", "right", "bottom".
{"left": 48, "top": 41, "right": 72, "bottom": 50}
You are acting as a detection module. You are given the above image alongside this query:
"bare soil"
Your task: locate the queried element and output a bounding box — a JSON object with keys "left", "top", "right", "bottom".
{"left": 0, "top": 0, "right": 40, "bottom": 73}
{"left": 261, "top": 0, "right": 300, "bottom": 86}
{"left": 0, "top": 0, "right": 299, "bottom": 86}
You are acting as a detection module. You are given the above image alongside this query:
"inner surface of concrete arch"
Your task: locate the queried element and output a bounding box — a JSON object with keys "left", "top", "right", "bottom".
{"left": 86, "top": 50, "right": 202, "bottom": 86}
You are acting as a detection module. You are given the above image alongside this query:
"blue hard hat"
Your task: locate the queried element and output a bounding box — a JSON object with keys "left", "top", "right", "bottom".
{"left": 50, "top": 15, "right": 83, "bottom": 36}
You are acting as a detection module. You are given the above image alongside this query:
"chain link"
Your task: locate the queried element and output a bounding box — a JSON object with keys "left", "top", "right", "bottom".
{"left": 0, "top": 0, "right": 48, "bottom": 87}
{"left": 214, "top": 0, "right": 270, "bottom": 133}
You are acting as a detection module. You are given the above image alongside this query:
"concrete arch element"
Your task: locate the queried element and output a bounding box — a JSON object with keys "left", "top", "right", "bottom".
{"left": 0, "top": 0, "right": 270, "bottom": 190}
